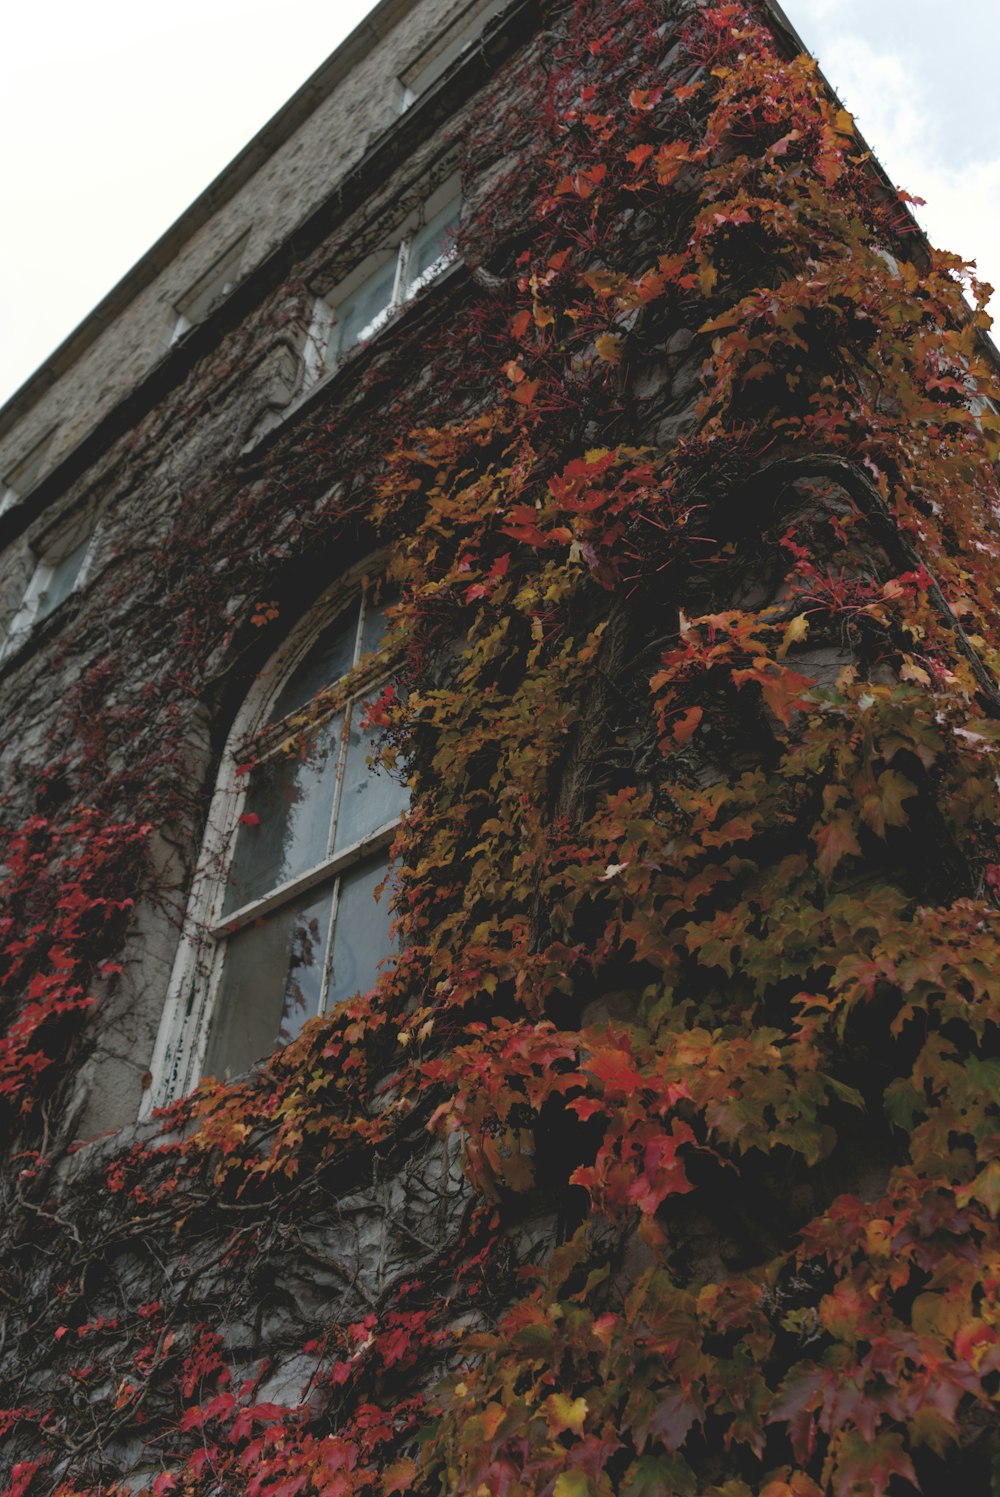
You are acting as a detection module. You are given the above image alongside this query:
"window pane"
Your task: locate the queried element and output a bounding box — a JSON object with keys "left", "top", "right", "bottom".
{"left": 404, "top": 198, "right": 460, "bottom": 298}
{"left": 329, "top": 259, "right": 398, "bottom": 362}
{"left": 326, "top": 853, "right": 396, "bottom": 1007}
{"left": 37, "top": 535, "right": 91, "bottom": 621}
{"left": 333, "top": 705, "right": 408, "bottom": 853}
{"left": 223, "top": 717, "right": 342, "bottom": 913}
{"left": 360, "top": 595, "right": 393, "bottom": 657}
{"left": 204, "top": 886, "right": 335, "bottom": 1079}
{"left": 268, "top": 605, "right": 359, "bottom": 722}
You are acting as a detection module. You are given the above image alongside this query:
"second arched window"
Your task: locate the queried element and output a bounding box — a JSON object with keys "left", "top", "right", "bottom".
{"left": 203, "top": 583, "right": 407, "bottom": 1081}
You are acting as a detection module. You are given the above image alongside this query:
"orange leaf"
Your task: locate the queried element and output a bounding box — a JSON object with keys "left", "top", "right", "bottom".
{"left": 626, "top": 143, "right": 655, "bottom": 168}
{"left": 511, "top": 379, "right": 540, "bottom": 407}
{"left": 672, "top": 706, "right": 703, "bottom": 745}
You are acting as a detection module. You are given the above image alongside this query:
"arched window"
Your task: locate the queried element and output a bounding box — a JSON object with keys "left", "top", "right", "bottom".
{"left": 145, "top": 575, "right": 407, "bottom": 1108}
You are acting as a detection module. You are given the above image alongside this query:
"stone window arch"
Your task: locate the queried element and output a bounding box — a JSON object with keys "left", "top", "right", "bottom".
{"left": 144, "top": 567, "right": 406, "bottom": 1111}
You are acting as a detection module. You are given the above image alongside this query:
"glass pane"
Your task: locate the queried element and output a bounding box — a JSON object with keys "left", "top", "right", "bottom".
{"left": 37, "top": 534, "right": 91, "bottom": 621}
{"left": 268, "top": 605, "right": 359, "bottom": 723}
{"left": 329, "top": 258, "right": 398, "bottom": 362}
{"left": 404, "top": 198, "right": 460, "bottom": 297}
{"left": 223, "top": 717, "right": 342, "bottom": 913}
{"left": 360, "top": 595, "right": 394, "bottom": 658}
{"left": 327, "top": 853, "right": 396, "bottom": 1008}
{"left": 204, "top": 885, "right": 335, "bottom": 1079}
{"left": 333, "top": 704, "right": 408, "bottom": 853}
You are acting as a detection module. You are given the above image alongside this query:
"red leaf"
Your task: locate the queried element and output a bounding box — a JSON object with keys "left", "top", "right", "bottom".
{"left": 812, "top": 818, "right": 861, "bottom": 879}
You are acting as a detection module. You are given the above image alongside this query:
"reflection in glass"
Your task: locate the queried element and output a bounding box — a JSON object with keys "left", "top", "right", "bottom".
{"left": 268, "top": 609, "right": 358, "bottom": 722}
{"left": 329, "top": 259, "right": 398, "bottom": 363}
{"left": 360, "top": 597, "right": 392, "bottom": 658}
{"left": 222, "top": 717, "right": 342, "bottom": 914}
{"left": 327, "top": 852, "right": 396, "bottom": 1008}
{"left": 205, "top": 886, "right": 334, "bottom": 1079}
{"left": 38, "top": 535, "right": 92, "bottom": 622}
{"left": 404, "top": 199, "right": 460, "bottom": 297}
{"left": 334, "top": 708, "right": 408, "bottom": 854}
{"left": 211, "top": 583, "right": 405, "bottom": 1079}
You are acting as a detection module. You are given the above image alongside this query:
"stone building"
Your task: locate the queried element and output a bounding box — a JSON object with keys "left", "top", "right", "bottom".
{"left": 2, "top": 0, "right": 1000, "bottom": 1492}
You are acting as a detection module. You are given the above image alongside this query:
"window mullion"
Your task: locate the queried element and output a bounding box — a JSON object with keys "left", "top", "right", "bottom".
{"left": 316, "top": 877, "right": 342, "bottom": 1016}
{"left": 327, "top": 702, "right": 351, "bottom": 859}
{"left": 392, "top": 240, "right": 409, "bottom": 311}
{"left": 209, "top": 819, "right": 399, "bottom": 938}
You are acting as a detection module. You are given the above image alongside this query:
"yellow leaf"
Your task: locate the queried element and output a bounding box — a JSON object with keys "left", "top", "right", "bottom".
{"left": 595, "top": 333, "right": 623, "bottom": 364}
{"left": 900, "top": 660, "right": 931, "bottom": 687}
{"left": 911, "top": 1292, "right": 965, "bottom": 1339}
{"left": 876, "top": 769, "right": 917, "bottom": 829}
{"left": 864, "top": 1218, "right": 892, "bottom": 1257}
{"left": 958, "top": 1159, "right": 1000, "bottom": 1215}
{"left": 777, "top": 613, "right": 809, "bottom": 658}
{"left": 545, "top": 1393, "right": 589, "bottom": 1435}
{"left": 554, "top": 1474, "right": 593, "bottom": 1497}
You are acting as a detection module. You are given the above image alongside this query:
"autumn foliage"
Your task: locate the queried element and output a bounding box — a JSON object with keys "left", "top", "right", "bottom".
{"left": 3, "top": 0, "right": 1000, "bottom": 1493}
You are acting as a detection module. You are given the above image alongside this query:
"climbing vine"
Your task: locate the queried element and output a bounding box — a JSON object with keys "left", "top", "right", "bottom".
{"left": 2, "top": 0, "right": 1000, "bottom": 1493}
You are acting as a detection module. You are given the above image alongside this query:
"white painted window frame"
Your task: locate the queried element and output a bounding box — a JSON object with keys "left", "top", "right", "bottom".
{"left": 0, "top": 426, "right": 59, "bottom": 516}
{"left": 170, "top": 229, "right": 251, "bottom": 343}
{"left": 395, "top": 0, "right": 507, "bottom": 111}
{"left": 304, "top": 174, "right": 461, "bottom": 388}
{"left": 1, "top": 512, "right": 101, "bottom": 661}
{"left": 143, "top": 557, "right": 403, "bottom": 1115}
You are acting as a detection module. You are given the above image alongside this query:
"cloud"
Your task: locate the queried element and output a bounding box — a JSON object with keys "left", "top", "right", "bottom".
{"left": 802, "top": 29, "right": 1000, "bottom": 314}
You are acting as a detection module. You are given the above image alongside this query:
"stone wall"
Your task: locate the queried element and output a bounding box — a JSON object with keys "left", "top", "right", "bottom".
{"left": 3, "top": 0, "right": 999, "bottom": 1491}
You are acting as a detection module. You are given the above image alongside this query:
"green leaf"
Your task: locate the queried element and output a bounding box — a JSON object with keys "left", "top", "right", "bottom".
{"left": 622, "top": 1455, "right": 696, "bottom": 1497}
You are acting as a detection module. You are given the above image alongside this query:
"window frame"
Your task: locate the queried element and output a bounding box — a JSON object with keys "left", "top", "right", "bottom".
{"left": 170, "top": 229, "right": 251, "bottom": 343}
{"left": 0, "top": 426, "right": 59, "bottom": 515}
{"left": 304, "top": 174, "right": 461, "bottom": 387}
{"left": 396, "top": 0, "right": 507, "bottom": 111}
{"left": 143, "top": 559, "right": 404, "bottom": 1113}
{"left": 1, "top": 507, "right": 101, "bottom": 660}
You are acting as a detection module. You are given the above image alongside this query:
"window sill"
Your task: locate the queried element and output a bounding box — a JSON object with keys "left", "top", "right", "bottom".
{"left": 239, "top": 257, "right": 468, "bottom": 461}
{"left": 0, "top": 590, "right": 85, "bottom": 674}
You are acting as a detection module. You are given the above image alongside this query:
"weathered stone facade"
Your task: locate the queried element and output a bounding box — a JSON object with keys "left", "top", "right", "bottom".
{"left": 3, "top": 0, "right": 1000, "bottom": 1492}
{"left": 0, "top": 0, "right": 538, "bottom": 1140}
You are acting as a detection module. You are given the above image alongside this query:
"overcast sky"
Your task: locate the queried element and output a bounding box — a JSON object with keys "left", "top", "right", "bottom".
{"left": 1, "top": 0, "right": 997, "bottom": 409}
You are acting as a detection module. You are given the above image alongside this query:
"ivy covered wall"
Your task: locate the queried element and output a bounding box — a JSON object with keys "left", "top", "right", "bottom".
{"left": 2, "top": 1, "right": 1000, "bottom": 1492}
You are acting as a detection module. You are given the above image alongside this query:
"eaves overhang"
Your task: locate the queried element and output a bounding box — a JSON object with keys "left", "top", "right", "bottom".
{"left": 0, "top": 0, "right": 540, "bottom": 555}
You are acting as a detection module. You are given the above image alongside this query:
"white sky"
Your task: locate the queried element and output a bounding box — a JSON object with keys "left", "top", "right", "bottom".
{"left": 1, "top": 0, "right": 997, "bottom": 409}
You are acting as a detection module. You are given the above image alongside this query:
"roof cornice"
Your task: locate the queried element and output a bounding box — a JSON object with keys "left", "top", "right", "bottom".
{"left": 0, "top": 0, "right": 418, "bottom": 441}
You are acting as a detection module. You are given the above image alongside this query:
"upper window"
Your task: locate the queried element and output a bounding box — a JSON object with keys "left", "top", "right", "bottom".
{"left": 2, "top": 510, "right": 99, "bottom": 658}
{"left": 304, "top": 178, "right": 461, "bottom": 386}
{"left": 170, "top": 230, "right": 251, "bottom": 342}
{"left": 396, "top": 0, "right": 506, "bottom": 109}
{"left": 0, "top": 427, "right": 58, "bottom": 515}
{"left": 147, "top": 579, "right": 408, "bottom": 1100}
